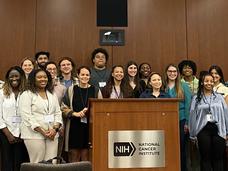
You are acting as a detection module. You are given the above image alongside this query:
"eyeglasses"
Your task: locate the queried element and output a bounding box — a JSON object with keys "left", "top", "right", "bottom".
{"left": 167, "top": 70, "right": 177, "bottom": 73}
{"left": 47, "top": 68, "right": 57, "bottom": 71}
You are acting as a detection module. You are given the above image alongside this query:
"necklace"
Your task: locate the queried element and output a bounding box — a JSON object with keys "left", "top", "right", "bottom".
{"left": 78, "top": 85, "right": 89, "bottom": 108}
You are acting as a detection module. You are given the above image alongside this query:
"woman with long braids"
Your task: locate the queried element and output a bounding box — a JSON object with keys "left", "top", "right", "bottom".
{"left": 189, "top": 71, "right": 228, "bottom": 171}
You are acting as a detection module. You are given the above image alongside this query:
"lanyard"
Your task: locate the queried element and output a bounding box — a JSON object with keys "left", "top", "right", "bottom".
{"left": 15, "top": 94, "right": 20, "bottom": 116}
{"left": 202, "top": 94, "right": 212, "bottom": 113}
{"left": 113, "top": 86, "right": 122, "bottom": 99}
{"left": 79, "top": 85, "right": 89, "bottom": 108}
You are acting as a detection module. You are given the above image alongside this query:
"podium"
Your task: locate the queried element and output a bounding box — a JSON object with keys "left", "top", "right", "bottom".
{"left": 89, "top": 98, "right": 180, "bottom": 171}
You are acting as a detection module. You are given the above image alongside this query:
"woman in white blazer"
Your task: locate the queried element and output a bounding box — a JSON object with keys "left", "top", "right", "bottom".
{"left": 18, "top": 69, "right": 62, "bottom": 163}
{"left": 0, "top": 66, "right": 29, "bottom": 171}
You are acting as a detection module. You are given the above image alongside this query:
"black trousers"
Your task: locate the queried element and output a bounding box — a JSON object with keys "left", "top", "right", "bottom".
{"left": 197, "top": 122, "right": 226, "bottom": 171}
{"left": 0, "top": 130, "right": 29, "bottom": 171}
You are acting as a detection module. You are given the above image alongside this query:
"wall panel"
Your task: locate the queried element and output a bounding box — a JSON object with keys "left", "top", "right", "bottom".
{"left": 35, "top": 0, "right": 112, "bottom": 68}
{"left": 113, "top": 0, "right": 187, "bottom": 74}
{"left": 187, "top": 0, "right": 228, "bottom": 78}
{"left": 0, "top": 0, "right": 36, "bottom": 79}
{"left": 0, "top": 0, "right": 228, "bottom": 80}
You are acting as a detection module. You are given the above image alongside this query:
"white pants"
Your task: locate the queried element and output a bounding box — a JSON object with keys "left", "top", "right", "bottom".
{"left": 24, "top": 138, "right": 58, "bottom": 163}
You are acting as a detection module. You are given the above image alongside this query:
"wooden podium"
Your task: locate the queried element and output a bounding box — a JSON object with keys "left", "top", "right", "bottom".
{"left": 89, "top": 99, "right": 180, "bottom": 171}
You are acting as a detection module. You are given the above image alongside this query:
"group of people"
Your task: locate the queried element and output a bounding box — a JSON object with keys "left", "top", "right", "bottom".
{"left": 0, "top": 47, "right": 228, "bottom": 171}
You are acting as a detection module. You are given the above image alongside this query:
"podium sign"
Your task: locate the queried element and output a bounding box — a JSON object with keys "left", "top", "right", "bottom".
{"left": 108, "top": 130, "right": 165, "bottom": 168}
{"left": 90, "top": 99, "right": 181, "bottom": 171}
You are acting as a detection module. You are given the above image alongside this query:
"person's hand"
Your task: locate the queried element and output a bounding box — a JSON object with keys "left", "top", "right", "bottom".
{"left": 2, "top": 128, "right": 17, "bottom": 144}
{"left": 61, "top": 107, "right": 72, "bottom": 114}
{"left": 6, "top": 133, "right": 17, "bottom": 144}
{"left": 184, "top": 124, "right": 189, "bottom": 134}
{"left": 39, "top": 128, "right": 51, "bottom": 139}
{"left": 59, "top": 126, "right": 64, "bottom": 136}
{"left": 15, "top": 137, "right": 23, "bottom": 143}
{"left": 46, "top": 128, "right": 57, "bottom": 140}
{"left": 73, "top": 108, "right": 88, "bottom": 118}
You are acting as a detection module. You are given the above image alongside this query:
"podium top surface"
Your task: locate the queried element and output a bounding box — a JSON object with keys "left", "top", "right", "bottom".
{"left": 89, "top": 98, "right": 181, "bottom": 102}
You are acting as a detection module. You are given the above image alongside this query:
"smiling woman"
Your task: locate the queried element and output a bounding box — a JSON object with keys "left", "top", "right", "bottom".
{"left": 124, "top": 61, "right": 141, "bottom": 98}
{"left": 140, "top": 72, "right": 170, "bottom": 98}
{"left": 18, "top": 69, "right": 62, "bottom": 163}
{"left": 0, "top": 66, "right": 29, "bottom": 171}
{"left": 20, "top": 57, "right": 35, "bottom": 79}
{"left": 61, "top": 66, "right": 102, "bottom": 162}
{"left": 102, "top": 65, "right": 132, "bottom": 98}
{"left": 189, "top": 71, "right": 228, "bottom": 171}
{"left": 164, "top": 64, "right": 192, "bottom": 171}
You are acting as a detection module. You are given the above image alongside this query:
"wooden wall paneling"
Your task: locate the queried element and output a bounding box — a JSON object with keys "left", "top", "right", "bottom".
{"left": 36, "top": 0, "right": 112, "bottom": 69}
{"left": 113, "top": 0, "right": 187, "bottom": 74}
{"left": 187, "top": 0, "right": 228, "bottom": 78}
{"left": 0, "top": 0, "right": 36, "bottom": 79}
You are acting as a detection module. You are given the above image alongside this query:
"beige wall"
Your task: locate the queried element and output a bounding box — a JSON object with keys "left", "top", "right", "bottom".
{"left": 0, "top": 0, "right": 227, "bottom": 79}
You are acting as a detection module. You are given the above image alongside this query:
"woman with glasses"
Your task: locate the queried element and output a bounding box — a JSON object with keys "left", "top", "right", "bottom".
{"left": 164, "top": 64, "right": 192, "bottom": 171}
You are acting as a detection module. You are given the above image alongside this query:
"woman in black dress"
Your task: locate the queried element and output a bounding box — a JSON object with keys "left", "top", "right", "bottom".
{"left": 62, "top": 66, "right": 101, "bottom": 162}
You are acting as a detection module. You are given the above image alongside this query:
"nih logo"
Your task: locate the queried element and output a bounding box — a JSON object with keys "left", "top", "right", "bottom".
{"left": 114, "top": 142, "right": 136, "bottom": 156}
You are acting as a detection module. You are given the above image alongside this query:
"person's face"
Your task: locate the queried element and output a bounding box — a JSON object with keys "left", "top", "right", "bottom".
{"left": 37, "top": 55, "right": 49, "bottom": 67}
{"left": 93, "top": 52, "right": 106, "bottom": 68}
{"left": 182, "top": 65, "right": 193, "bottom": 77}
{"left": 149, "top": 74, "right": 162, "bottom": 90}
{"left": 21, "top": 59, "right": 34, "bottom": 75}
{"left": 78, "top": 68, "right": 90, "bottom": 85}
{"left": 60, "top": 60, "right": 73, "bottom": 75}
{"left": 46, "top": 64, "right": 57, "bottom": 79}
{"left": 35, "top": 71, "right": 48, "bottom": 89}
{"left": 167, "top": 66, "right": 178, "bottom": 81}
{"left": 140, "top": 64, "right": 151, "bottom": 78}
{"left": 203, "top": 75, "right": 214, "bottom": 92}
{"left": 9, "top": 70, "right": 21, "bottom": 88}
{"left": 127, "top": 64, "right": 137, "bottom": 77}
{"left": 210, "top": 69, "right": 221, "bottom": 84}
{"left": 112, "top": 67, "right": 124, "bottom": 81}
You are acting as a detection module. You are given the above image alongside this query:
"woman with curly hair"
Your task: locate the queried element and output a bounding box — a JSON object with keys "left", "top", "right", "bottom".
{"left": 178, "top": 60, "right": 199, "bottom": 95}
{"left": 18, "top": 69, "right": 62, "bottom": 163}
{"left": 139, "top": 62, "right": 152, "bottom": 92}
